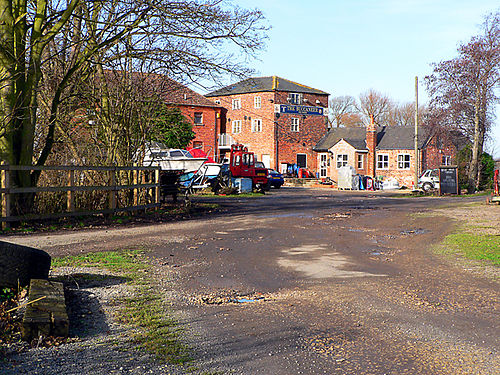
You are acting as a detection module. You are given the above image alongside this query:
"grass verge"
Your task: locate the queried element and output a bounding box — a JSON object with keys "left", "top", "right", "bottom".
{"left": 437, "top": 233, "right": 500, "bottom": 266}
{"left": 52, "top": 249, "right": 192, "bottom": 364}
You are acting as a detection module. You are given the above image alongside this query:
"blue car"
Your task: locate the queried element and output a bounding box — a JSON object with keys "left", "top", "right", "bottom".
{"left": 267, "top": 169, "right": 284, "bottom": 189}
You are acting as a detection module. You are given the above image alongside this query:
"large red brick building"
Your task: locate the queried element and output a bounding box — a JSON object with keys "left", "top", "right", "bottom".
{"left": 159, "top": 78, "right": 223, "bottom": 158}
{"left": 314, "top": 118, "right": 458, "bottom": 187}
{"left": 205, "top": 76, "right": 329, "bottom": 172}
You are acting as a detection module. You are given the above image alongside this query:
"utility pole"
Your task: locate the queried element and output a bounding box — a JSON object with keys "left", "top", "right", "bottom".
{"left": 414, "top": 76, "right": 419, "bottom": 190}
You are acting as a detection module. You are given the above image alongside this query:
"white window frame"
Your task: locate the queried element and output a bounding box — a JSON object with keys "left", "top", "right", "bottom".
{"left": 289, "top": 93, "right": 302, "bottom": 105}
{"left": 377, "top": 154, "right": 389, "bottom": 170}
{"left": 291, "top": 118, "right": 300, "bottom": 132}
{"left": 254, "top": 96, "right": 261, "bottom": 109}
{"left": 251, "top": 118, "right": 262, "bottom": 132}
{"left": 336, "top": 154, "right": 348, "bottom": 168}
{"left": 397, "top": 154, "right": 411, "bottom": 169}
{"left": 232, "top": 98, "right": 241, "bottom": 110}
{"left": 357, "top": 154, "right": 364, "bottom": 169}
{"left": 232, "top": 120, "right": 241, "bottom": 134}
{"left": 442, "top": 155, "right": 451, "bottom": 166}
{"left": 193, "top": 112, "right": 203, "bottom": 126}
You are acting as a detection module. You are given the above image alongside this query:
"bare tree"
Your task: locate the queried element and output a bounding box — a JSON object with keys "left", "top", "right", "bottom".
{"left": 328, "top": 96, "right": 357, "bottom": 128}
{"left": 0, "top": 0, "right": 268, "bottom": 215}
{"left": 425, "top": 11, "right": 499, "bottom": 192}
{"left": 357, "top": 89, "right": 393, "bottom": 125}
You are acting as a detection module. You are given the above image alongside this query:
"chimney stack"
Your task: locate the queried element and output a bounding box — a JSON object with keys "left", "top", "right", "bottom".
{"left": 366, "top": 114, "right": 377, "bottom": 177}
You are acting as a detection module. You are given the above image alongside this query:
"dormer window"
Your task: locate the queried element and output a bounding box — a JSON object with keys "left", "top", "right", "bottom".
{"left": 288, "top": 93, "right": 302, "bottom": 105}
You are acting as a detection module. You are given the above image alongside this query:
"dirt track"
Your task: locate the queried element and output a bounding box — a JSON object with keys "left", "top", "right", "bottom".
{"left": 2, "top": 189, "right": 499, "bottom": 374}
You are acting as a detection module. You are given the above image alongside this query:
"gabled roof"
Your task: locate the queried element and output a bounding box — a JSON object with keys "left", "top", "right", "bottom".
{"left": 314, "top": 127, "right": 369, "bottom": 152}
{"left": 153, "top": 77, "right": 221, "bottom": 108}
{"left": 314, "top": 126, "right": 431, "bottom": 152}
{"left": 205, "top": 76, "right": 329, "bottom": 97}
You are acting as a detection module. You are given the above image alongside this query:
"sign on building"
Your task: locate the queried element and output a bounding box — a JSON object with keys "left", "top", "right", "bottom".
{"left": 274, "top": 104, "right": 325, "bottom": 116}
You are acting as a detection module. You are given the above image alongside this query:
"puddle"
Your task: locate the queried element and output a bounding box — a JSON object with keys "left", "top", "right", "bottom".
{"left": 348, "top": 228, "right": 363, "bottom": 232}
{"left": 400, "top": 228, "right": 428, "bottom": 236}
{"left": 195, "top": 291, "right": 268, "bottom": 305}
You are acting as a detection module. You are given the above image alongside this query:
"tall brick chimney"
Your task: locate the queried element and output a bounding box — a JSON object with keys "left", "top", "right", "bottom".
{"left": 366, "top": 114, "right": 377, "bottom": 177}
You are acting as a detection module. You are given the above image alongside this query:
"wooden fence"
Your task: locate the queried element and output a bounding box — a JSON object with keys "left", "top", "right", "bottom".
{"left": 0, "top": 164, "right": 161, "bottom": 229}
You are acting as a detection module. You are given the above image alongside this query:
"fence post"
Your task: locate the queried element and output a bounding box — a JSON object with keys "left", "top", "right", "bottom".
{"left": 155, "top": 168, "right": 160, "bottom": 209}
{"left": 133, "top": 166, "right": 139, "bottom": 208}
{"left": 1, "top": 162, "right": 11, "bottom": 230}
{"left": 67, "top": 169, "right": 75, "bottom": 213}
{"left": 108, "top": 168, "right": 116, "bottom": 213}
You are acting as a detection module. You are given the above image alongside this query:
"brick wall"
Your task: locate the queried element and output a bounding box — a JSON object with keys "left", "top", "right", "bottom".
{"left": 209, "top": 90, "right": 329, "bottom": 172}
{"left": 421, "top": 135, "right": 457, "bottom": 170}
{"left": 375, "top": 149, "right": 418, "bottom": 187}
{"left": 179, "top": 105, "right": 220, "bottom": 156}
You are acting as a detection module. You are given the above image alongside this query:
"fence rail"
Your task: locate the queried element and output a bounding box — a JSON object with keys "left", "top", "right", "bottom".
{"left": 0, "top": 164, "right": 161, "bottom": 229}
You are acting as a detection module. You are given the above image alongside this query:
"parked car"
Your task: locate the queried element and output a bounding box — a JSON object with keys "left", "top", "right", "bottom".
{"left": 418, "top": 169, "right": 439, "bottom": 192}
{"left": 267, "top": 169, "right": 284, "bottom": 189}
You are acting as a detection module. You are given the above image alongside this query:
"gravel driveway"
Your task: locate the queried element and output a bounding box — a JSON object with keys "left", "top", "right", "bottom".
{"left": 1, "top": 189, "right": 498, "bottom": 374}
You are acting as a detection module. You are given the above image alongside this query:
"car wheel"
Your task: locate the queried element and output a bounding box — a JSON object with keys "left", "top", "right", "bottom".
{"left": 0, "top": 241, "right": 51, "bottom": 289}
{"left": 274, "top": 184, "right": 281, "bottom": 189}
{"left": 422, "top": 182, "right": 433, "bottom": 192}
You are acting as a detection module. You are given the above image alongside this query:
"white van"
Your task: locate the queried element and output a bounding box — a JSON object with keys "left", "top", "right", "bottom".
{"left": 418, "top": 169, "right": 439, "bottom": 192}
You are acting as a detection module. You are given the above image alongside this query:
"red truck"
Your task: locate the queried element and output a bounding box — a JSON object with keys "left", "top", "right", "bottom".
{"left": 225, "top": 144, "right": 268, "bottom": 191}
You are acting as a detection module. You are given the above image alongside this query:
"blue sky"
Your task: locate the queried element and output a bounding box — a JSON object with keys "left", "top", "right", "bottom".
{"left": 223, "top": 0, "right": 500, "bottom": 158}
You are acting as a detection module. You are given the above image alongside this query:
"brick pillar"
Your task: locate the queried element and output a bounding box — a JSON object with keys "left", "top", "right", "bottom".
{"left": 366, "top": 115, "right": 377, "bottom": 178}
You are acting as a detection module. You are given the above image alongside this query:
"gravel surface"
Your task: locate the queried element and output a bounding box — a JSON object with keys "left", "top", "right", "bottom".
{"left": 1, "top": 189, "right": 498, "bottom": 374}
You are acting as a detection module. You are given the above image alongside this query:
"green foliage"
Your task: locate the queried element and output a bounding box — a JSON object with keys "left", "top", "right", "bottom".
{"left": 440, "top": 232, "right": 500, "bottom": 265}
{"left": 479, "top": 152, "right": 495, "bottom": 190}
{"left": 0, "top": 288, "right": 16, "bottom": 303}
{"left": 149, "top": 106, "right": 195, "bottom": 149}
{"left": 457, "top": 145, "right": 495, "bottom": 190}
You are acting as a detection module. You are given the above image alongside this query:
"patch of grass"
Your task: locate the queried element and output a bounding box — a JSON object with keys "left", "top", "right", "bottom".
{"left": 52, "top": 250, "right": 192, "bottom": 365}
{"left": 117, "top": 289, "right": 191, "bottom": 364}
{"left": 438, "top": 232, "right": 500, "bottom": 265}
{"left": 52, "top": 250, "right": 146, "bottom": 274}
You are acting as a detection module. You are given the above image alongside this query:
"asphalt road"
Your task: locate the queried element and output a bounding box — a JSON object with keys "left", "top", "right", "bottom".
{"left": 155, "top": 189, "right": 499, "bottom": 374}
{"left": 5, "top": 188, "right": 499, "bottom": 374}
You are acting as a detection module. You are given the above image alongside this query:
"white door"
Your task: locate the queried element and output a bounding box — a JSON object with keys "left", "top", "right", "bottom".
{"left": 262, "top": 154, "right": 271, "bottom": 169}
{"left": 320, "top": 153, "right": 328, "bottom": 177}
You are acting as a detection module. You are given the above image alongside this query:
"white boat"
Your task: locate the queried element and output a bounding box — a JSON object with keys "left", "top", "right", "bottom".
{"left": 142, "top": 143, "right": 207, "bottom": 172}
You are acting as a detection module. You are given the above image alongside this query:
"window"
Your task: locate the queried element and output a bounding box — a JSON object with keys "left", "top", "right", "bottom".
{"left": 232, "top": 98, "right": 241, "bottom": 110}
{"left": 194, "top": 112, "right": 203, "bottom": 125}
{"left": 398, "top": 154, "right": 411, "bottom": 169}
{"left": 357, "top": 154, "right": 364, "bottom": 169}
{"left": 377, "top": 154, "right": 389, "bottom": 169}
{"left": 297, "top": 154, "right": 307, "bottom": 168}
{"left": 336, "top": 154, "right": 348, "bottom": 168}
{"left": 291, "top": 118, "right": 300, "bottom": 132}
{"left": 192, "top": 141, "right": 203, "bottom": 149}
{"left": 289, "top": 93, "right": 302, "bottom": 105}
{"left": 232, "top": 120, "right": 241, "bottom": 134}
{"left": 251, "top": 119, "right": 262, "bottom": 132}
{"left": 254, "top": 96, "right": 261, "bottom": 109}
{"left": 442, "top": 155, "right": 451, "bottom": 165}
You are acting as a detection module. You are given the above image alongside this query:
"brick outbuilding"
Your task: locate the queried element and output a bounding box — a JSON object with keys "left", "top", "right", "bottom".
{"left": 206, "top": 76, "right": 329, "bottom": 172}
{"left": 159, "top": 78, "right": 223, "bottom": 158}
{"left": 314, "top": 119, "right": 458, "bottom": 188}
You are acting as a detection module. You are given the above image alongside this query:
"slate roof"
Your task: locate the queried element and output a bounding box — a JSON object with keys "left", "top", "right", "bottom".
{"left": 205, "top": 76, "right": 329, "bottom": 97}
{"left": 314, "top": 126, "right": 430, "bottom": 152}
